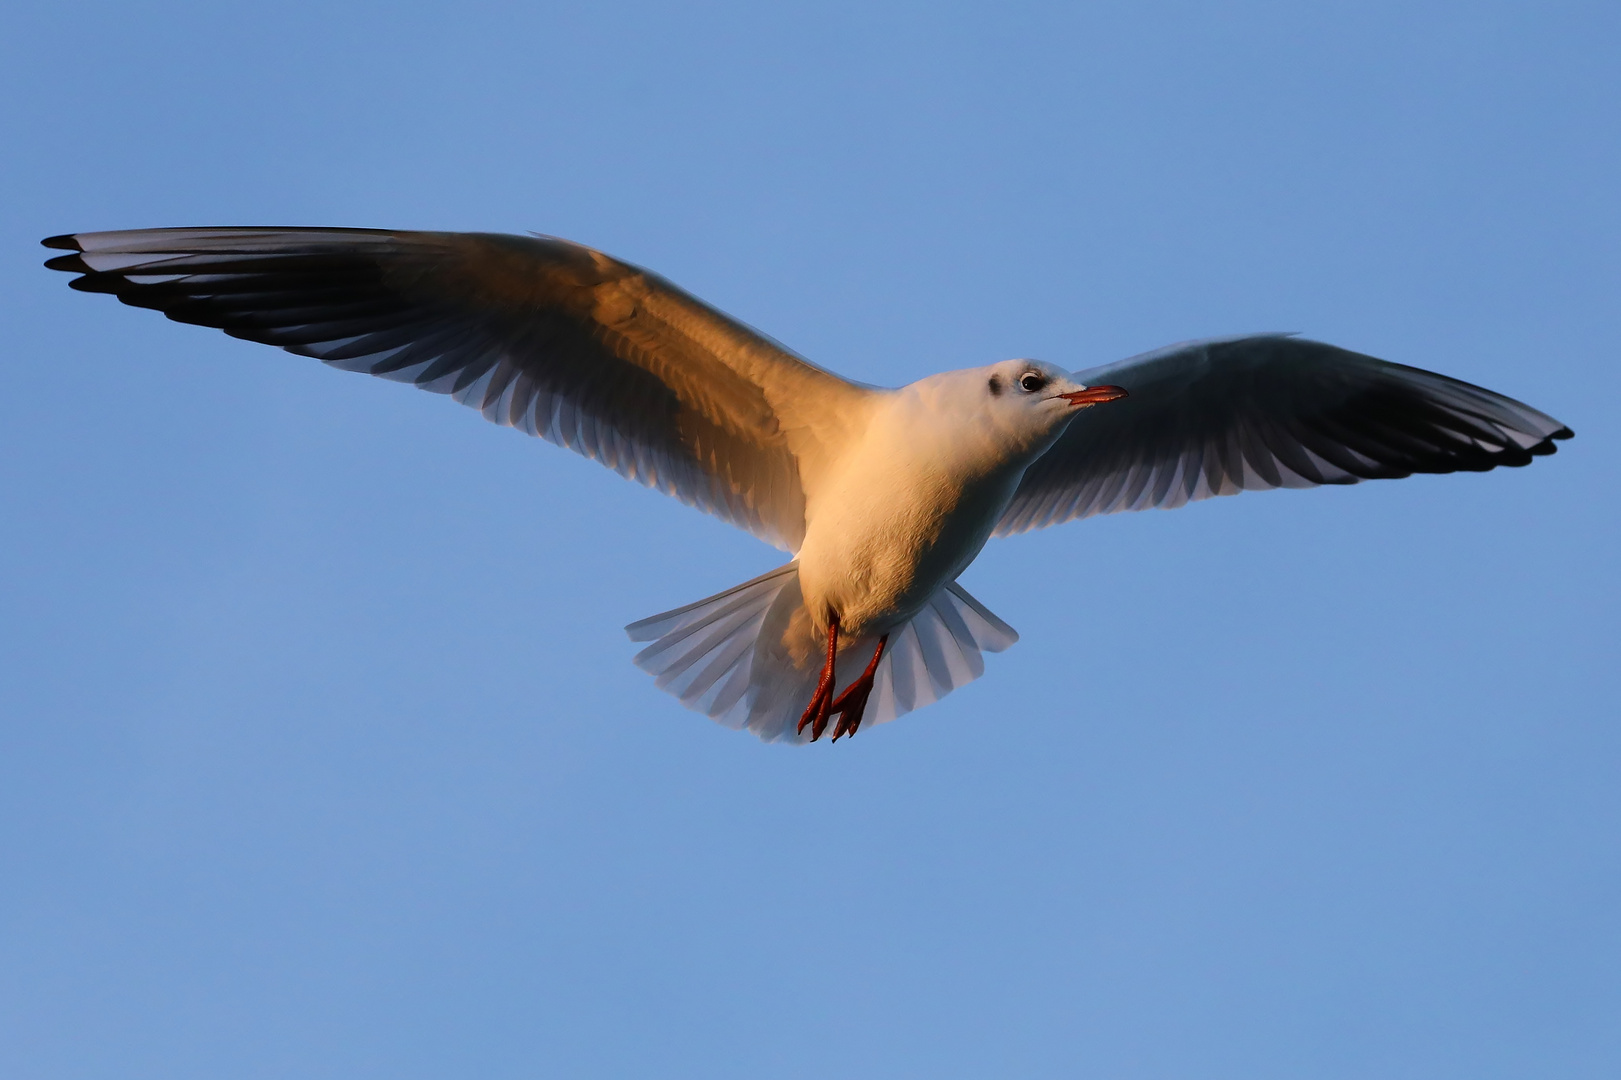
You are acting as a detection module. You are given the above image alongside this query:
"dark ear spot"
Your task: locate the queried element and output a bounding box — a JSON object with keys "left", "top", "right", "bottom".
{"left": 988, "top": 374, "right": 1003, "bottom": 395}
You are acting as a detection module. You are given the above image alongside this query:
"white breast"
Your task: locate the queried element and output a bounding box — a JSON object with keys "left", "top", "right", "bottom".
{"left": 794, "top": 380, "right": 1035, "bottom": 636}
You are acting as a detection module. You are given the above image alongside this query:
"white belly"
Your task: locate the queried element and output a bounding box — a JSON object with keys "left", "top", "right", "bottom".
{"left": 795, "top": 416, "right": 1025, "bottom": 637}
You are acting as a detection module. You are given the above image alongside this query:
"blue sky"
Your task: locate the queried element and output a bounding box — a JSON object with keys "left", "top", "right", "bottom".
{"left": 3, "top": 2, "right": 1617, "bottom": 1076}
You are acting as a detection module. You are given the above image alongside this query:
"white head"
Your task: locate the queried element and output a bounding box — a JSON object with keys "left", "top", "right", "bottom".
{"left": 943, "top": 358, "right": 1129, "bottom": 460}
{"left": 889, "top": 359, "right": 1129, "bottom": 481}
{"left": 889, "top": 359, "right": 1128, "bottom": 482}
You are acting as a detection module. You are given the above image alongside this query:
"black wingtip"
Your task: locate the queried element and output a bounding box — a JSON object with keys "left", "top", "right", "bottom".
{"left": 41, "top": 233, "right": 82, "bottom": 251}
{"left": 1525, "top": 427, "right": 1573, "bottom": 458}
{"left": 67, "top": 274, "right": 124, "bottom": 294}
{"left": 44, "top": 252, "right": 90, "bottom": 274}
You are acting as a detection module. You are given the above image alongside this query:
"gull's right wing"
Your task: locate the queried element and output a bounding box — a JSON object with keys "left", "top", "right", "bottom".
{"left": 998, "top": 334, "right": 1572, "bottom": 535}
{"left": 44, "top": 227, "right": 877, "bottom": 552}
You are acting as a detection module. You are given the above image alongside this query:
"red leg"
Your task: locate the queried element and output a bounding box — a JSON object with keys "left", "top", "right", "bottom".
{"left": 796, "top": 615, "right": 840, "bottom": 741}
{"left": 830, "top": 634, "right": 889, "bottom": 741}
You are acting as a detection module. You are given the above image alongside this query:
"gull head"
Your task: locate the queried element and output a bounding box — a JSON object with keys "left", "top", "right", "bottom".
{"left": 965, "top": 358, "right": 1129, "bottom": 454}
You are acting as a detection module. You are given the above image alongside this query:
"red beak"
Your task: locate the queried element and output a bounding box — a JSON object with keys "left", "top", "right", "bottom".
{"left": 1058, "top": 384, "right": 1128, "bottom": 408}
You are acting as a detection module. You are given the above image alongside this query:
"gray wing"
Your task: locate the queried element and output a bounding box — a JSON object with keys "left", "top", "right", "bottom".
{"left": 44, "top": 227, "right": 873, "bottom": 551}
{"left": 996, "top": 334, "right": 1572, "bottom": 536}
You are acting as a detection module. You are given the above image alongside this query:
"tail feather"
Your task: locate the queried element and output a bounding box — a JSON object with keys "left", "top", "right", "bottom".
{"left": 626, "top": 565, "right": 1018, "bottom": 743}
{"left": 627, "top": 563, "right": 795, "bottom": 720}
{"left": 625, "top": 563, "right": 796, "bottom": 643}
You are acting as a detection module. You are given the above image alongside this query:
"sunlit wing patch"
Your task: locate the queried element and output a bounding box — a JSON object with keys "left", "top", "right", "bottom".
{"left": 45, "top": 227, "right": 874, "bottom": 551}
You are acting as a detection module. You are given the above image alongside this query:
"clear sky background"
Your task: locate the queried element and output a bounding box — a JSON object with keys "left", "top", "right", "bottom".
{"left": 2, "top": 2, "right": 1617, "bottom": 1077}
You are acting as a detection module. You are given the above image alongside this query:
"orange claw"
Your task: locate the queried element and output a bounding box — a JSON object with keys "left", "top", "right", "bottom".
{"left": 830, "top": 634, "right": 889, "bottom": 741}
{"left": 797, "top": 615, "right": 840, "bottom": 740}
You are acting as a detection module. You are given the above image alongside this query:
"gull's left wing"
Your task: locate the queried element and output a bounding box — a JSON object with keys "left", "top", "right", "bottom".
{"left": 997, "top": 334, "right": 1571, "bottom": 535}
{"left": 44, "top": 228, "right": 877, "bottom": 552}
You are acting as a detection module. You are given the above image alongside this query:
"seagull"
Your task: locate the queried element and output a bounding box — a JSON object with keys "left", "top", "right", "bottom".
{"left": 43, "top": 227, "right": 1573, "bottom": 743}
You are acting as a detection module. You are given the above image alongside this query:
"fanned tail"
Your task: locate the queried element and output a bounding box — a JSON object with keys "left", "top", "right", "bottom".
{"left": 626, "top": 564, "right": 1018, "bottom": 743}
{"left": 625, "top": 563, "right": 799, "bottom": 723}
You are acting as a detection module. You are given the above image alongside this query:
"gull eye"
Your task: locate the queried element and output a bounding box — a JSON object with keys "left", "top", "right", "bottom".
{"left": 1019, "top": 372, "right": 1046, "bottom": 393}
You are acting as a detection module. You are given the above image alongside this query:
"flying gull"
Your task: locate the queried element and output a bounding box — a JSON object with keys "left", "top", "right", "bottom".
{"left": 43, "top": 228, "right": 1573, "bottom": 743}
